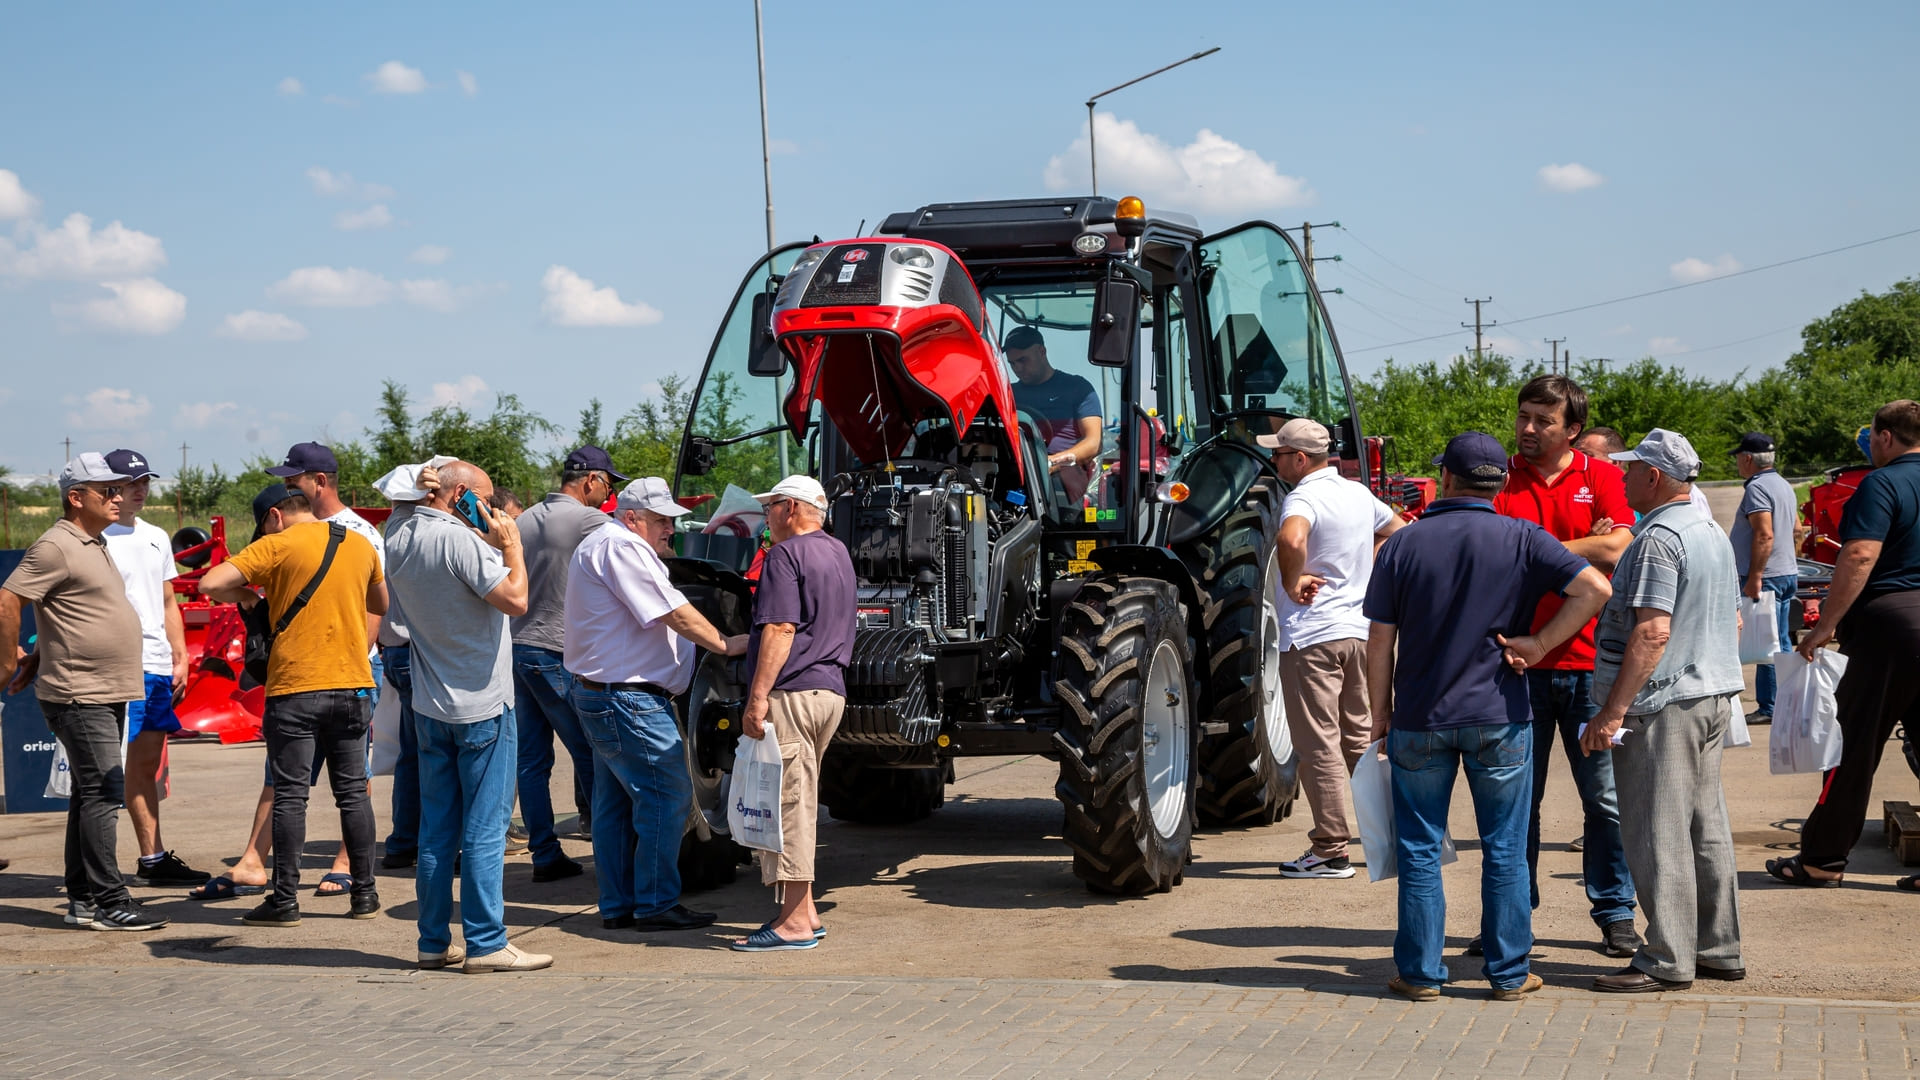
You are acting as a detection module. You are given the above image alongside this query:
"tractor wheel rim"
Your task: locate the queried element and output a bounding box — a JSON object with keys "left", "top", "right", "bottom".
{"left": 684, "top": 663, "right": 726, "bottom": 820}
{"left": 1143, "top": 638, "right": 1191, "bottom": 840}
{"left": 1260, "top": 548, "right": 1293, "bottom": 768}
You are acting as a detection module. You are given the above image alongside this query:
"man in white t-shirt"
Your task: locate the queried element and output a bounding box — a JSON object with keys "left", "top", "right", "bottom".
{"left": 101, "top": 449, "right": 212, "bottom": 887}
{"left": 1257, "top": 420, "right": 1405, "bottom": 879}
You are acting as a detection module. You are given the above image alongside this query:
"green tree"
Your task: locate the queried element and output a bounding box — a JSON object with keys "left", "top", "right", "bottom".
{"left": 1791, "top": 277, "right": 1920, "bottom": 376}
{"left": 174, "top": 463, "right": 232, "bottom": 515}
{"left": 1351, "top": 353, "right": 1522, "bottom": 471}
{"left": 605, "top": 374, "right": 695, "bottom": 482}
{"left": 575, "top": 399, "right": 606, "bottom": 450}
{"left": 416, "top": 391, "right": 557, "bottom": 500}
{"left": 1731, "top": 346, "right": 1920, "bottom": 472}
{"left": 368, "top": 379, "right": 420, "bottom": 474}
{"left": 1579, "top": 358, "right": 1739, "bottom": 479}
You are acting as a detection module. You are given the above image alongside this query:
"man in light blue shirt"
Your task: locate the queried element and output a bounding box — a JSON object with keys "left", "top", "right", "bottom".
{"left": 1729, "top": 432, "right": 1800, "bottom": 722}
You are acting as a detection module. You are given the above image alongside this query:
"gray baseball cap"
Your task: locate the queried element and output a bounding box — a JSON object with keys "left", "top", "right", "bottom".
{"left": 58, "top": 452, "right": 132, "bottom": 493}
{"left": 1611, "top": 428, "right": 1701, "bottom": 481}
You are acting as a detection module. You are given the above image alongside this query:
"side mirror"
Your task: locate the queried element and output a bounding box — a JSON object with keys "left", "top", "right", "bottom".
{"left": 682, "top": 436, "right": 718, "bottom": 477}
{"left": 747, "top": 291, "right": 785, "bottom": 377}
{"left": 1088, "top": 277, "right": 1140, "bottom": 368}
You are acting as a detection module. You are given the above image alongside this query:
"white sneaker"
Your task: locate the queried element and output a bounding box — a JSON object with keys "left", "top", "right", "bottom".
{"left": 462, "top": 942, "right": 553, "bottom": 973}
{"left": 418, "top": 943, "right": 466, "bottom": 969}
{"left": 1279, "top": 849, "right": 1356, "bottom": 879}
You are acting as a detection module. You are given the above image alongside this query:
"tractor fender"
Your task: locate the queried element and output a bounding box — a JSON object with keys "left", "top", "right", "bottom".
{"left": 1086, "top": 545, "right": 1203, "bottom": 639}
{"left": 1161, "top": 437, "right": 1274, "bottom": 548}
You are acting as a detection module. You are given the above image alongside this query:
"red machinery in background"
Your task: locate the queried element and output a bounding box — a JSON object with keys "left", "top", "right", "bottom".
{"left": 167, "top": 507, "right": 391, "bottom": 744}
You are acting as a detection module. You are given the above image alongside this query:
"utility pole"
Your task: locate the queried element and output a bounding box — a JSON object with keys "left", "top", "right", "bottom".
{"left": 1462, "top": 298, "right": 1496, "bottom": 362}
{"left": 1546, "top": 337, "right": 1565, "bottom": 375}
{"left": 752, "top": 0, "right": 790, "bottom": 478}
{"left": 1293, "top": 220, "right": 1342, "bottom": 287}
{"left": 177, "top": 441, "right": 190, "bottom": 528}
{"left": 63, "top": 436, "right": 72, "bottom": 463}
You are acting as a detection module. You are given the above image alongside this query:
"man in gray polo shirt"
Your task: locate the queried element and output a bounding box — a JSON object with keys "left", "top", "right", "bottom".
{"left": 1585, "top": 429, "right": 1744, "bottom": 993}
{"left": 1, "top": 453, "right": 166, "bottom": 931}
{"left": 512, "top": 446, "right": 624, "bottom": 882}
{"left": 386, "top": 460, "right": 550, "bottom": 973}
{"left": 1729, "top": 432, "right": 1800, "bottom": 722}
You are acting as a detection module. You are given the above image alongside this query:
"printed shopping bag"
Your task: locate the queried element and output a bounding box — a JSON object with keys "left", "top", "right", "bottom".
{"left": 726, "top": 725, "right": 784, "bottom": 853}
{"left": 1738, "top": 595, "right": 1779, "bottom": 665}
{"left": 44, "top": 739, "right": 72, "bottom": 800}
{"left": 1769, "top": 650, "right": 1847, "bottom": 775}
{"left": 1349, "top": 739, "right": 1456, "bottom": 882}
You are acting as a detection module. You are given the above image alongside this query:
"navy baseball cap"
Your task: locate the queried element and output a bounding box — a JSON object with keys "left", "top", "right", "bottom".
{"left": 1733, "top": 432, "right": 1775, "bottom": 455}
{"left": 104, "top": 448, "right": 159, "bottom": 480}
{"left": 250, "top": 482, "right": 294, "bottom": 542}
{"left": 266, "top": 441, "right": 339, "bottom": 477}
{"left": 564, "top": 445, "right": 629, "bottom": 482}
{"left": 1432, "top": 432, "right": 1510, "bottom": 480}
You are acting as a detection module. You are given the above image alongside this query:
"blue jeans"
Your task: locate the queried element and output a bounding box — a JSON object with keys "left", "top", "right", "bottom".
{"left": 1390, "top": 722, "right": 1534, "bottom": 990}
{"left": 1750, "top": 575, "right": 1798, "bottom": 715}
{"left": 415, "top": 707, "right": 517, "bottom": 957}
{"left": 382, "top": 646, "right": 420, "bottom": 856}
{"left": 513, "top": 645, "right": 594, "bottom": 867}
{"left": 1526, "top": 669, "right": 1635, "bottom": 927}
{"left": 569, "top": 685, "right": 689, "bottom": 920}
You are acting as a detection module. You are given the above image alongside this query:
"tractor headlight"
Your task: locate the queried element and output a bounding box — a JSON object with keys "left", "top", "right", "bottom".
{"left": 888, "top": 245, "right": 936, "bottom": 269}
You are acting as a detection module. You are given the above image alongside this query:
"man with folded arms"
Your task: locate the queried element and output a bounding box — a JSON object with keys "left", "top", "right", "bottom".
{"left": 1584, "top": 429, "right": 1745, "bottom": 993}
{"left": 566, "top": 477, "right": 744, "bottom": 932}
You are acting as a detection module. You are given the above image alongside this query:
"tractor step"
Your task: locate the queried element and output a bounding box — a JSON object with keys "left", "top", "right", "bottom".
{"left": 1884, "top": 801, "right": 1920, "bottom": 866}
{"left": 1200, "top": 721, "right": 1229, "bottom": 736}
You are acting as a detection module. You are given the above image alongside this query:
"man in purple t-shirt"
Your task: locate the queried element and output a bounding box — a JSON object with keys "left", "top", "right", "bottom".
{"left": 733, "top": 475, "right": 856, "bottom": 952}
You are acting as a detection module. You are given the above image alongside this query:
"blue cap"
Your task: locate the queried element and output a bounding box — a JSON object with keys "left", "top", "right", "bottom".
{"left": 250, "top": 482, "right": 294, "bottom": 542}
{"left": 104, "top": 448, "right": 159, "bottom": 480}
{"left": 1431, "top": 432, "right": 1509, "bottom": 481}
{"left": 563, "top": 445, "right": 630, "bottom": 482}
{"left": 266, "top": 441, "right": 339, "bottom": 477}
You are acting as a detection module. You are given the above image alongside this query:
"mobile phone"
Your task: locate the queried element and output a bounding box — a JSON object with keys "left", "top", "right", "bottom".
{"left": 455, "top": 490, "right": 491, "bottom": 533}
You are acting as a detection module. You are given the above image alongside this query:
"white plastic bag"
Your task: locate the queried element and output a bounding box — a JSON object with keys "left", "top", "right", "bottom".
{"left": 45, "top": 740, "right": 72, "bottom": 799}
{"left": 369, "top": 672, "right": 402, "bottom": 777}
{"left": 1738, "top": 595, "right": 1779, "bottom": 665}
{"left": 1724, "top": 702, "right": 1752, "bottom": 748}
{"left": 1350, "top": 739, "right": 1456, "bottom": 882}
{"left": 726, "top": 725, "right": 784, "bottom": 853}
{"left": 1769, "top": 650, "right": 1847, "bottom": 775}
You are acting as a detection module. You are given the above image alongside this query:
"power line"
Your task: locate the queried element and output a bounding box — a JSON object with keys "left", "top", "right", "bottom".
{"left": 1334, "top": 224, "right": 1468, "bottom": 298}
{"left": 1327, "top": 289, "right": 1456, "bottom": 339}
{"left": 1327, "top": 261, "right": 1465, "bottom": 321}
{"left": 1347, "top": 223, "right": 1920, "bottom": 354}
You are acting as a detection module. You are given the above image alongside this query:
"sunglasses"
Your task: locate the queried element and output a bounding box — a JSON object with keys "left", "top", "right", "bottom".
{"left": 85, "top": 485, "right": 124, "bottom": 498}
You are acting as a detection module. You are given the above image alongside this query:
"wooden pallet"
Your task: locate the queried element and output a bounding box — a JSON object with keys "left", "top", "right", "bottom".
{"left": 1885, "top": 801, "right": 1920, "bottom": 866}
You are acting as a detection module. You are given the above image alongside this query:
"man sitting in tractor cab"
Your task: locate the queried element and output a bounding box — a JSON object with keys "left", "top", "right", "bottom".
{"left": 1004, "top": 326, "right": 1103, "bottom": 504}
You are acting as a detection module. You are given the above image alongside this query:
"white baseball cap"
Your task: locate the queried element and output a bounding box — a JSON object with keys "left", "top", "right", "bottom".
{"left": 754, "top": 474, "right": 830, "bottom": 512}
{"left": 1611, "top": 428, "right": 1702, "bottom": 482}
{"left": 616, "top": 476, "right": 691, "bottom": 517}
{"left": 1254, "top": 418, "right": 1332, "bottom": 454}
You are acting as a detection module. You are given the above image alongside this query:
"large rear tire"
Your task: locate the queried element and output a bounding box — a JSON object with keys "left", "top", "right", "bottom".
{"left": 821, "top": 756, "right": 946, "bottom": 824}
{"left": 1183, "top": 481, "right": 1299, "bottom": 827}
{"left": 1053, "top": 575, "right": 1198, "bottom": 895}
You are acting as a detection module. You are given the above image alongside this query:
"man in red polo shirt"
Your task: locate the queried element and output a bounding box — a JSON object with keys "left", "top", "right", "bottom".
{"left": 1491, "top": 374, "right": 1641, "bottom": 960}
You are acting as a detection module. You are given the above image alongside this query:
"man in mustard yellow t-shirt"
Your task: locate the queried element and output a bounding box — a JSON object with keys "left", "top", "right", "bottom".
{"left": 201, "top": 484, "right": 386, "bottom": 927}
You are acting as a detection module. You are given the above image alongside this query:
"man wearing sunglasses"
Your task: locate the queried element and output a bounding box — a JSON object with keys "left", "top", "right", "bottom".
{"left": 511, "top": 445, "right": 627, "bottom": 883}
{"left": 2, "top": 454, "right": 166, "bottom": 931}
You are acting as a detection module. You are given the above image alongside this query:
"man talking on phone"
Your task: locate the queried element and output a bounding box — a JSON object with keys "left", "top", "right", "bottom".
{"left": 385, "top": 460, "right": 549, "bottom": 972}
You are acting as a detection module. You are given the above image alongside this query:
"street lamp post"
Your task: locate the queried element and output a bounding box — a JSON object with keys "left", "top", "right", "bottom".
{"left": 1085, "top": 47, "right": 1221, "bottom": 196}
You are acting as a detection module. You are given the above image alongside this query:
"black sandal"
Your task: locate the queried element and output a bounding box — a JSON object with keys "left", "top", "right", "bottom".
{"left": 1766, "top": 856, "right": 1843, "bottom": 887}
{"left": 1897, "top": 875, "right": 1920, "bottom": 892}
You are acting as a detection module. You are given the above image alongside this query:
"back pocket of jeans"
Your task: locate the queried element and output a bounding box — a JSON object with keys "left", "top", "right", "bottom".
{"left": 1476, "top": 725, "right": 1529, "bottom": 768}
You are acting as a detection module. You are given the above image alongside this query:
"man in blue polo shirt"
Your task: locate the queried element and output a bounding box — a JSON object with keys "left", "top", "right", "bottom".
{"left": 1364, "top": 432, "right": 1612, "bottom": 1002}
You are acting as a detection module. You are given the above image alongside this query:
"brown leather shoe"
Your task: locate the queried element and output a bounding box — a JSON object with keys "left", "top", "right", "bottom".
{"left": 1387, "top": 976, "right": 1440, "bottom": 1002}
{"left": 1593, "top": 967, "right": 1691, "bottom": 993}
{"left": 1491, "top": 973, "right": 1543, "bottom": 1001}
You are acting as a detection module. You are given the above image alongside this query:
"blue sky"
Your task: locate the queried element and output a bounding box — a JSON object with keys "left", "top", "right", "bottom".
{"left": 3, "top": 2, "right": 1917, "bottom": 478}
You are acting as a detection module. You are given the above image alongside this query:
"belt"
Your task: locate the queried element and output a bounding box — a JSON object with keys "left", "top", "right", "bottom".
{"left": 577, "top": 678, "right": 673, "bottom": 697}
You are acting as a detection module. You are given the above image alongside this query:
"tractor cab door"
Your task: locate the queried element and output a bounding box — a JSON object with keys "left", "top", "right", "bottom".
{"left": 1196, "top": 222, "right": 1362, "bottom": 480}
{"left": 674, "top": 242, "right": 811, "bottom": 573}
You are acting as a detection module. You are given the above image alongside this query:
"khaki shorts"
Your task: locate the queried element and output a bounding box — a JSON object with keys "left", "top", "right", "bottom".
{"left": 759, "top": 688, "right": 845, "bottom": 885}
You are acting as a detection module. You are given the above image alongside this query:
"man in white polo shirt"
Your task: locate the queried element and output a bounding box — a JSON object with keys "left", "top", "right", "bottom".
{"left": 1259, "top": 418, "right": 1405, "bottom": 879}
{"left": 565, "top": 477, "right": 745, "bottom": 932}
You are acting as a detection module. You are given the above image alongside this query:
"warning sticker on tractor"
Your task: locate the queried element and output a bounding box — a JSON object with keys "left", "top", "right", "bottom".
{"left": 1075, "top": 540, "right": 1097, "bottom": 560}
{"left": 1083, "top": 507, "right": 1097, "bottom": 523}
{"left": 1066, "top": 560, "right": 1097, "bottom": 575}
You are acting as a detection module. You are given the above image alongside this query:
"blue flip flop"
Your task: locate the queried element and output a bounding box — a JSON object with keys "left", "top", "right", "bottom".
{"left": 732, "top": 927, "right": 819, "bottom": 952}
{"left": 188, "top": 875, "right": 263, "bottom": 902}
{"left": 314, "top": 872, "right": 354, "bottom": 897}
{"left": 757, "top": 920, "right": 826, "bottom": 940}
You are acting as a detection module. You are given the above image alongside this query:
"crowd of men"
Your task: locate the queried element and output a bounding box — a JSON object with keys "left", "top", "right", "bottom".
{"left": 0, "top": 439, "right": 856, "bottom": 966}
{"left": 2, "top": 387, "right": 1916, "bottom": 990}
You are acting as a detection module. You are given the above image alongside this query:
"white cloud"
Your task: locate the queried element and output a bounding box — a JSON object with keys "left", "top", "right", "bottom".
{"left": 428, "top": 374, "right": 489, "bottom": 410}
{"left": 400, "top": 278, "right": 458, "bottom": 312}
{"left": 0, "top": 213, "right": 167, "bottom": 280}
{"left": 334, "top": 204, "right": 393, "bottom": 231}
{"left": 457, "top": 71, "right": 478, "bottom": 96}
{"left": 176, "top": 401, "right": 242, "bottom": 428}
{"left": 768, "top": 137, "right": 800, "bottom": 156}
{"left": 54, "top": 278, "right": 186, "bottom": 335}
{"left": 0, "top": 169, "right": 41, "bottom": 219}
{"left": 1043, "top": 113, "right": 1313, "bottom": 215}
{"left": 1669, "top": 254, "right": 1742, "bottom": 283}
{"left": 305, "top": 166, "right": 395, "bottom": 201}
{"left": 277, "top": 77, "right": 304, "bottom": 96}
{"left": 268, "top": 266, "right": 395, "bottom": 307}
{"left": 216, "top": 310, "right": 307, "bottom": 342}
{"left": 1648, "top": 336, "right": 1685, "bottom": 353}
{"left": 367, "top": 60, "right": 427, "bottom": 94}
{"left": 67, "top": 387, "right": 153, "bottom": 429}
{"left": 1538, "top": 163, "right": 1605, "bottom": 192}
{"left": 540, "top": 265, "right": 662, "bottom": 327}
{"left": 408, "top": 244, "right": 451, "bottom": 265}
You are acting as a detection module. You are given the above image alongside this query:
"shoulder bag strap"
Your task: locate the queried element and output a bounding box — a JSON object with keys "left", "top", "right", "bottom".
{"left": 272, "top": 522, "right": 347, "bottom": 636}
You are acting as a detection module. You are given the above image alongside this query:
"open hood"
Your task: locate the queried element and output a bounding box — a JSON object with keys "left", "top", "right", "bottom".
{"left": 771, "top": 238, "right": 1026, "bottom": 480}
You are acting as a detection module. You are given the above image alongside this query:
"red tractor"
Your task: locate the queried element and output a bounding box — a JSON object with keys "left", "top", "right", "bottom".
{"left": 669, "top": 196, "right": 1412, "bottom": 894}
